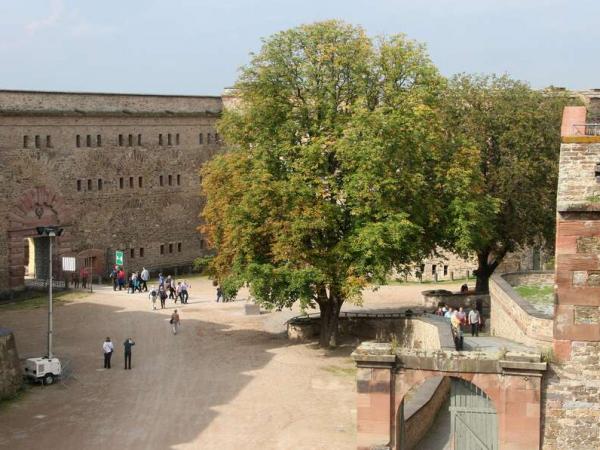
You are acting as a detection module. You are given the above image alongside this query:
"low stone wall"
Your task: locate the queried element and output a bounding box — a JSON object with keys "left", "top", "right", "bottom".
{"left": 502, "top": 271, "right": 554, "bottom": 287}
{"left": 0, "top": 327, "right": 22, "bottom": 399}
{"left": 422, "top": 290, "right": 490, "bottom": 316}
{"left": 489, "top": 274, "right": 553, "bottom": 349}
{"left": 287, "top": 314, "right": 455, "bottom": 351}
{"left": 404, "top": 376, "right": 450, "bottom": 450}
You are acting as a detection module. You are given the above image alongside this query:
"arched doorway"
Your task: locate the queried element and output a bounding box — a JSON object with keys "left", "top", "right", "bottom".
{"left": 396, "top": 376, "right": 498, "bottom": 450}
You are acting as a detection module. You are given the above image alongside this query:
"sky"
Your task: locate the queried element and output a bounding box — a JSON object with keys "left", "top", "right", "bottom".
{"left": 1, "top": 0, "right": 599, "bottom": 96}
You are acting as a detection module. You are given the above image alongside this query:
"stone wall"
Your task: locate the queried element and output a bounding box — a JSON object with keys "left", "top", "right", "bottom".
{"left": 403, "top": 376, "right": 450, "bottom": 450}
{"left": 421, "top": 290, "right": 490, "bottom": 316}
{"left": 0, "top": 90, "right": 224, "bottom": 291}
{"left": 489, "top": 273, "right": 553, "bottom": 349}
{"left": 502, "top": 271, "right": 554, "bottom": 287}
{"left": 0, "top": 328, "right": 22, "bottom": 399}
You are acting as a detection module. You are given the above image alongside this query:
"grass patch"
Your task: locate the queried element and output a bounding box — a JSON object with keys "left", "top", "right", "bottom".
{"left": 0, "top": 290, "right": 91, "bottom": 311}
{"left": 322, "top": 365, "right": 357, "bottom": 378}
{"left": 514, "top": 284, "right": 554, "bottom": 315}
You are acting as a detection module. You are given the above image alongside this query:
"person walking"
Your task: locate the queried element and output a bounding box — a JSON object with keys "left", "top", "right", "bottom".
{"left": 159, "top": 286, "right": 167, "bottom": 309}
{"left": 102, "top": 337, "right": 114, "bottom": 369}
{"left": 109, "top": 266, "right": 118, "bottom": 291}
{"left": 117, "top": 268, "right": 126, "bottom": 291}
{"left": 181, "top": 281, "right": 189, "bottom": 304}
{"left": 170, "top": 310, "right": 180, "bottom": 335}
{"left": 216, "top": 285, "right": 223, "bottom": 303}
{"left": 468, "top": 307, "right": 481, "bottom": 337}
{"left": 149, "top": 285, "right": 158, "bottom": 310}
{"left": 123, "top": 337, "right": 135, "bottom": 369}
{"left": 140, "top": 267, "right": 149, "bottom": 292}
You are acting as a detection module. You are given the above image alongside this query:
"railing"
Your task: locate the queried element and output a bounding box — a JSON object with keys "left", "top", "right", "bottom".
{"left": 572, "top": 123, "right": 600, "bottom": 136}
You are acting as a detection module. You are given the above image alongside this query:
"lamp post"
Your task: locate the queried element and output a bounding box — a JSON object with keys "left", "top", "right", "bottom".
{"left": 36, "top": 226, "right": 63, "bottom": 359}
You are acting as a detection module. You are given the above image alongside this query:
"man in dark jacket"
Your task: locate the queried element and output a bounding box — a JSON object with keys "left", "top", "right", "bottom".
{"left": 123, "top": 337, "right": 135, "bottom": 370}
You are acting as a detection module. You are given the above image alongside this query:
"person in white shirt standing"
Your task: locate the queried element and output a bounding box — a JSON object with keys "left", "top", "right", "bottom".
{"left": 468, "top": 308, "right": 481, "bottom": 337}
{"left": 102, "top": 337, "right": 114, "bottom": 369}
{"left": 140, "top": 267, "right": 150, "bottom": 292}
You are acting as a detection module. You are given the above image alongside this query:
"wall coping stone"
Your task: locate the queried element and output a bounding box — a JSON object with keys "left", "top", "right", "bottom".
{"left": 493, "top": 273, "right": 553, "bottom": 320}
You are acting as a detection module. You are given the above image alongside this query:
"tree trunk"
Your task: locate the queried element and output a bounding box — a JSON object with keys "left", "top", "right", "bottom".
{"left": 318, "top": 295, "right": 344, "bottom": 348}
{"left": 474, "top": 250, "right": 505, "bottom": 293}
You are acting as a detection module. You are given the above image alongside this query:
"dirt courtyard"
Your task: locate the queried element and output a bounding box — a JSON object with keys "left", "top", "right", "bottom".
{"left": 0, "top": 278, "right": 463, "bottom": 449}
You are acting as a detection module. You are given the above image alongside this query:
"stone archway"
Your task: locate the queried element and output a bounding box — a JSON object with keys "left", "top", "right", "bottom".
{"left": 7, "top": 186, "right": 72, "bottom": 289}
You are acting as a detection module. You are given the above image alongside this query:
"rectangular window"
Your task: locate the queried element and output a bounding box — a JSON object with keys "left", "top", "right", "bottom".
{"left": 87, "top": 179, "right": 92, "bottom": 191}
{"left": 169, "top": 243, "right": 173, "bottom": 253}
{"left": 160, "top": 244, "right": 165, "bottom": 255}
{"left": 200, "top": 239, "right": 205, "bottom": 249}
{"left": 175, "top": 133, "right": 180, "bottom": 145}
{"left": 76, "top": 135, "right": 81, "bottom": 147}
{"left": 35, "top": 135, "right": 40, "bottom": 148}
{"left": 419, "top": 264, "right": 425, "bottom": 274}
{"left": 119, "top": 134, "right": 124, "bottom": 146}
{"left": 128, "top": 134, "right": 133, "bottom": 147}
{"left": 137, "top": 134, "right": 142, "bottom": 145}
{"left": 177, "top": 174, "right": 181, "bottom": 186}
{"left": 23, "top": 136, "right": 29, "bottom": 148}
{"left": 215, "top": 132, "right": 219, "bottom": 143}
{"left": 77, "top": 180, "right": 82, "bottom": 191}
{"left": 139, "top": 247, "right": 144, "bottom": 257}
{"left": 159, "top": 134, "right": 163, "bottom": 145}
{"left": 86, "top": 135, "right": 92, "bottom": 147}
{"left": 138, "top": 176, "right": 143, "bottom": 188}
{"left": 167, "top": 133, "right": 172, "bottom": 146}
{"left": 432, "top": 264, "right": 437, "bottom": 275}
{"left": 198, "top": 133, "right": 203, "bottom": 144}
{"left": 119, "top": 177, "right": 124, "bottom": 189}
{"left": 177, "top": 242, "right": 182, "bottom": 252}
{"left": 159, "top": 175, "right": 164, "bottom": 186}
{"left": 207, "top": 133, "right": 212, "bottom": 144}
{"left": 97, "top": 135, "right": 102, "bottom": 147}
{"left": 98, "top": 179, "right": 103, "bottom": 190}
{"left": 129, "top": 176, "right": 134, "bottom": 188}
{"left": 130, "top": 248, "right": 135, "bottom": 258}
{"left": 168, "top": 174, "right": 172, "bottom": 186}
{"left": 443, "top": 265, "right": 448, "bottom": 276}
{"left": 46, "top": 135, "right": 52, "bottom": 147}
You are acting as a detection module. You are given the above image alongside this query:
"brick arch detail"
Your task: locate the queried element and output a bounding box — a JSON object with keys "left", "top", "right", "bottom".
{"left": 7, "top": 186, "right": 73, "bottom": 289}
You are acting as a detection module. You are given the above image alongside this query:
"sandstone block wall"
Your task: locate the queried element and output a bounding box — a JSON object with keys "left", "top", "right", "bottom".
{"left": 0, "top": 90, "right": 223, "bottom": 291}
{"left": 489, "top": 273, "right": 553, "bottom": 349}
{"left": 0, "top": 328, "right": 22, "bottom": 399}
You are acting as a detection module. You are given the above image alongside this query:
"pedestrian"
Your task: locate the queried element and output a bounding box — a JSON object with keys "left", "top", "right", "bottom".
{"left": 102, "top": 337, "right": 114, "bottom": 369}
{"left": 166, "top": 275, "right": 175, "bottom": 299}
{"left": 159, "top": 286, "right": 167, "bottom": 309}
{"left": 460, "top": 283, "right": 469, "bottom": 294}
{"left": 456, "top": 306, "right": 467, "bottom": 325}
{"left": 181, "top": 281, "right": 189, "bottom": 304}
{"left": 170, "top": 309, "right": 180, "bottom": 335}
{"left": 109, "top": 266, "right": 118, "bottom": 291}
{"left": 80, "top": 266, "right": 88, "bottom": 289}
{"left": 158, "top": 272, "right": 165, "bottom": 288}
{"left": 117, "top": 268, "right": 126, "bottom": 290}
{"left": 140, "top": 267, "right": 149, "bottom": 292}
{"left": 123, "top": 337, "right": 135, "bottom": 369}
{"left": 216, "top": 285, "right": 223, "bottom": 303}
{"left": 468, "top": 307, "right": 481, "bottom": 337}
{"left": 175, "top": 282, "right": 181, "bottom": 304}
{"left": 149, "top": 285, "right": 158, "bottom": 310}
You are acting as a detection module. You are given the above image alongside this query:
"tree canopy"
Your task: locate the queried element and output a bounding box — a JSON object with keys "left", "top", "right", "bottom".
{"left": 200, "top": 20, "right": 454, "bottom": 346}
{"left": 441, "top": 75, "right": 574, "bottom": 291}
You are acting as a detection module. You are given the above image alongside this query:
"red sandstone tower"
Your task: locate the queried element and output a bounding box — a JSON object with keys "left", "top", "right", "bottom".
{"left": 554, "top": 106, "right": 600, "bottom": 361}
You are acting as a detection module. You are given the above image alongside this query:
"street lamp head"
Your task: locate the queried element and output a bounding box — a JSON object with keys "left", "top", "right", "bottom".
{"left": 36, "top": 226, "right": 64, "bottom": 237}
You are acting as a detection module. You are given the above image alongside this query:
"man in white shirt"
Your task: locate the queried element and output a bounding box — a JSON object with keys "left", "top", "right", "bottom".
{"left": 102, "top": 337, "right": 114, "bottom": 369}
{"left": 140, "top": 267, "right": 150, "bottom": 292}
{"left": 468, "top": 308, "right": 481, "bottom": 337}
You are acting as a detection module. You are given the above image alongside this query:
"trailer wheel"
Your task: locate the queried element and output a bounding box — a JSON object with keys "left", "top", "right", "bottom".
{"left": 43, "top": 373, "right": 54, "bottom": 385}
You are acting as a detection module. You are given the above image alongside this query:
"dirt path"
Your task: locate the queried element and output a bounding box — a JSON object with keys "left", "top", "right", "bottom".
{"left": 0, "top": 278, "right": 462, "bottom": 449}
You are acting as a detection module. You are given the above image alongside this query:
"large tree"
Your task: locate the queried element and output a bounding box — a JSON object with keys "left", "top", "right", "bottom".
{"left": 442, "top": 75, "right": 574, "bottom": 292}
{"left": 200, "top": 21, "right": 452, "bottom": 346}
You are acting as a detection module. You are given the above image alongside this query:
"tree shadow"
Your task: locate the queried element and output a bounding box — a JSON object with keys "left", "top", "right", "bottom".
{"left": 0, "top": 300, "right": 298, "bottom": 449}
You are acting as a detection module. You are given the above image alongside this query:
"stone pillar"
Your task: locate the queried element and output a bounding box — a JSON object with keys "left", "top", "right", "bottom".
{"left": 353, "top": 346, "right": 396, "bottom": 450}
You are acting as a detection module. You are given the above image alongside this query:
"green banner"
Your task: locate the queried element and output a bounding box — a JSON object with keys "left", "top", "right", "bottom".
{"left": 115, "top": 250, "right": 124, "bottom": 266}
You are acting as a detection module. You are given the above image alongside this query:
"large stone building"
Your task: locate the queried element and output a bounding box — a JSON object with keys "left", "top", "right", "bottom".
{"left": 0, "top": 90, "right": 225, "bottom": 294}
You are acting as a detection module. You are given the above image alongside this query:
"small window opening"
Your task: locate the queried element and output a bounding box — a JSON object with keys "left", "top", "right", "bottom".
{"left": 443, "top": 265, "right": 448, "bottom": 276}
{"left": 77, "top": 180, "right": 82, "bottom": 191}
{"left": 167, "top": 133, "right": 172, "bottom": 146}
{"left": 76, "top": 135, "right": 81, "bottom": 147}
{"left": 200, "top": 239, "right": 205, "bottom": 249}
{"left": 177, "top": 174, "right": 181, "bottom": 186}
{"left": 119, "top": 134, "right": 124, "bottom": 146}
{"left": 168, "top": 175, "right": 172, "bottom": 186}
{"left": 119, "top": 177, "right": 124, "bottom": 189}
{"left": 175, "top": 133, "right": 180, "bottom": 145}
{"left": 87, "top": 179, "right": 92, "bottom": 191}
{"left": 128, "top": 134, "right": 133, "bottom": 147}
{"left": 138, "top": 176, "right": 143, "bottom": 188}
{"left": 35, "top": 135, "right": 40, "bottom": 148}
{"left": 160, "top": 245, "right": 165, "bottom": 255}
{"left": 86, "top": 135, "right": 92, "bottom": 147}
{"left": 130, "top": 248, "right": 135, "bottom": 258}
{"left": 177, "top": 242, "right": 182, "bottom": 252}
{"left": 199, "top": 133, "right": 203, "bottom": 144}
{"left": 432, "top": 264, "right": 437, "bottom": 275}
{"left": 98, "top": 179, "right": 103, "bottom": 190}
{"left": 139, "top": 248, "right": 144, "bottom": 257}
{"left": 46, "top": 135, "right": 52, "bottom": 147}
{"left": 137, "top": 134, "right": 142, "bottom": 145}
{"left": 97, "top": 135, "right": 102, "bottom": 147}
{"left": 159, "top": 175, "right": 164, "bottom": 186}
{"left": 159, "top": 134, "right": 163, "bottom": 145}
{"left": 169, "top": 243, "right": 173, "bottom": 253}
{"left": 129, "top": 176, "right": 134, "bottom": 188}
{"left": 207, "top": 133, "right": 212, "bottom": 144}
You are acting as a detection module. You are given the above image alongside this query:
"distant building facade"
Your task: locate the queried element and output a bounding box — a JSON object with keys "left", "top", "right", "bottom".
{"left": 0, "top": 90, "right": 224, "bottom": 293}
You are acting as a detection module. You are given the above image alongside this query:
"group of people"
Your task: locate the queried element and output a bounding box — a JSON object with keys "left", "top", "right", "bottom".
{"left": 102, "top": 337, "right": 135, "bottom": 370}
{"left": 109, "top": 266, "right": 150, "bottom": 293}
{"left": 434, "top": 285, "right": 483, "bottom": 350}
{"left": 148, "top": 274, "right": 191, "bottom": 310}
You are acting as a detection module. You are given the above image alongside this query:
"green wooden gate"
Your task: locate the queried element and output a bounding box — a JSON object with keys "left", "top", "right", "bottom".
{"left": 450, "top": 378, "right": 498, "bottom": 450}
